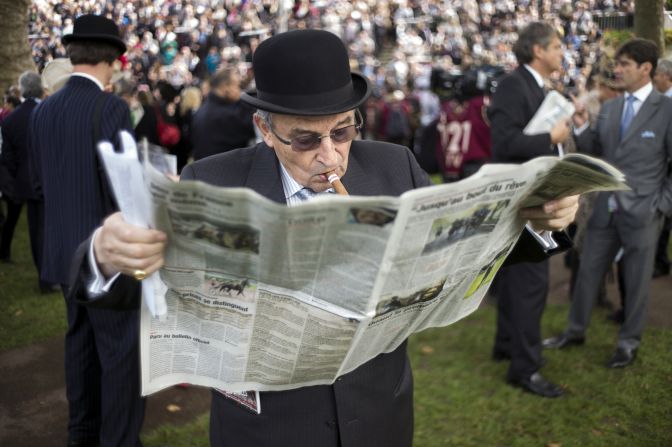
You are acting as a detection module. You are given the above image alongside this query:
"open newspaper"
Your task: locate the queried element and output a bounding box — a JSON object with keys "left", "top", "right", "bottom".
{"left": 107, "top": 144, "right": 627, "bottom": 397}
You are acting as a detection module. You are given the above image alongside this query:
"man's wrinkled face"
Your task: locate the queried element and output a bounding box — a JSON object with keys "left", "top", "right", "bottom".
{"left": 256, "top": 111, "right": 356, "bottom": 192}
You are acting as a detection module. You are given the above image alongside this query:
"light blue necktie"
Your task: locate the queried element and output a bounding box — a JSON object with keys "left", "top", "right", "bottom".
{"left": 620, "top": 95, "right": 636, "bottom": 139}
{"left": 294, "top": 187, "right": 316, "bottom": 202}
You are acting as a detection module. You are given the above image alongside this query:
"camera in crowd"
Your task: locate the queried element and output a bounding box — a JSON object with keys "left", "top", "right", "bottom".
{"left": 430, "top": 65, "right": 506, "bottom": 101}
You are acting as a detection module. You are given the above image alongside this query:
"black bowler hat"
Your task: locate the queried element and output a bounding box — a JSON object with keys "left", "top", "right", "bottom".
{"left": 241, "top": 29, "right": 371, "bottom": 116}
{"left": 62, "top": 14, "right": 126, "bottom": 55}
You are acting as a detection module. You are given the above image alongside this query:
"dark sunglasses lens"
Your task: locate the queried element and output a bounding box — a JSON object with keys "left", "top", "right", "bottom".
{"left": 292, "top": 134, "right": 321, "bottom": 151}
{"left": 331, "top": 125, "right": 358, "bottom": 143}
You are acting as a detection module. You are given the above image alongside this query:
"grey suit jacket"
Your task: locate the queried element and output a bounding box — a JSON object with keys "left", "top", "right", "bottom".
{"left": 576, "top": 88, "right": 672, "bottom": 228}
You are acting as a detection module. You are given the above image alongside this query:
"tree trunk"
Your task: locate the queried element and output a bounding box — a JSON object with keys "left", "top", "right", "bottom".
{"left": 634, "top": 0, "right": 665, "bottom": 52}
{"left": 0, "top": 0, "right": 34, "bottom": 95}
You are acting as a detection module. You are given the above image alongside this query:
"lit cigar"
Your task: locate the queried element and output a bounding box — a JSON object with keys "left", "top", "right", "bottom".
{"left": 327, "top": 171, "right": 349, "bottom": 196}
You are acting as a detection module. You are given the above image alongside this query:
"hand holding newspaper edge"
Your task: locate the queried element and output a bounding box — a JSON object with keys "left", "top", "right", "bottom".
{"left": 97, "top": 132, "right": 168, "bottom": 317}
{"left": 523, "top": 91, "right": 576, "bottom": 135}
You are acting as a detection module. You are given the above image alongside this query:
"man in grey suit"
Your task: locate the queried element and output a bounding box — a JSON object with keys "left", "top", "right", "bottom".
{"left": 72, "top": 30, "right": 579, "bottom": 446}
{"left": 544, "top": 39, "right": 672, "bottom": 368}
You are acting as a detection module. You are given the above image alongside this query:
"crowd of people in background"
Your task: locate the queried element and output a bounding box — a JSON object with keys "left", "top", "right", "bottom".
{"left": 12, "top": 0, "right": 635, "bottom": 166}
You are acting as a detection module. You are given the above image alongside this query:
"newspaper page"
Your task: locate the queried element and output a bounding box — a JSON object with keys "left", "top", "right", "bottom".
{"left": 136, "top": 153, "right": 628, "bottom": 396}
{"left": 523, "top": 90, "right": 575, "bottom": 135}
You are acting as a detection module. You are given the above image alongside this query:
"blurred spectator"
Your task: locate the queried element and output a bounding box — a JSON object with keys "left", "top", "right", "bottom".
{"left": 41, "top": 58, "right": 73, "bottom": 94}
{"left": 0, "top": 87, "right": 21, "bottom": 122}
{"left": 176, "top": 86, "right": 203, "bottom": 171}
{"left": 652, "top": 58, "right": 672, "bottom": 278}
{"left": 0, "top": 71, "right": 52, "bottom": 296}
{"left": 192, "top": 67, "right": 255, "bottom": 160}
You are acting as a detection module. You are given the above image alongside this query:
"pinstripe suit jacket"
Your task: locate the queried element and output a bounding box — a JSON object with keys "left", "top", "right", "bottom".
{"left": 68, "top": 139, "right": 560, "bottom": 446}
{"left": 30, "top": 75, "right": 132, "bottom": 286}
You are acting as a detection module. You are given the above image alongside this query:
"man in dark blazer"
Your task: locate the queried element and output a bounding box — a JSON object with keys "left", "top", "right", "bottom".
{"left": 488, "top": 22, "right": 571, "bottom": 398}
{"left": 191, "top": 66, "right": 256, "bottom": 161}
{"left": 0, "top": 72, "right": 55, "bottom": 295}
{"left": 70, "top": 30, "right": 578, "bottom": 446}
{"left": 29, "top": 15, "right": 144, "bottom": 447}
{"left": 544, "top": 39, "right": 672, "bottom": 368}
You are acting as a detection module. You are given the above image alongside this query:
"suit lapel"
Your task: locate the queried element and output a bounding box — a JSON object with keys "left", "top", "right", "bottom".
{"left": 245, "top": 144, "right": 286, "bottom": 204}
{"left": 517, "top": 66, "right": 545, "bottom": 106}
{"left": 621, "top": 90, "right": 661, "bottom": 144}
{"left": 341, "top": 142, "right": 384, "bottom": 196}
{"left": 604, "top": 96, "right": 624, "bottom": 153}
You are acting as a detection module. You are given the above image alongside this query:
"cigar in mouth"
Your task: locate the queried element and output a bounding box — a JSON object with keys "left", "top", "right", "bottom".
{"left": 327, "top": 171, "right": 349, "bottom": 195}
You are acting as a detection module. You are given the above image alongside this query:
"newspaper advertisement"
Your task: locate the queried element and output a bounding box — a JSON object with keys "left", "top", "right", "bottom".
{"left": 133, "top": 152, "right": 627, "bottom": 396}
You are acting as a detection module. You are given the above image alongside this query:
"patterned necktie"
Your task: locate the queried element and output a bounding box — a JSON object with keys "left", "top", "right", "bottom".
{"left": 620, "top": 95, "right": 636, "bottom": 139}
{"left": 294, "top": 187, "right": 316, "bottom": 202}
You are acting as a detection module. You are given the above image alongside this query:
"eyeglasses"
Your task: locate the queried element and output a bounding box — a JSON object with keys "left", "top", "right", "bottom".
{"left": 266, "top": 110, "right": 362, "bottom": 152}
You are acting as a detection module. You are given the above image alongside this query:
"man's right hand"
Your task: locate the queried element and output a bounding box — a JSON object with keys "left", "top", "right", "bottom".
{"left": 93, "top": 212, "right": 168, "bottom": 279}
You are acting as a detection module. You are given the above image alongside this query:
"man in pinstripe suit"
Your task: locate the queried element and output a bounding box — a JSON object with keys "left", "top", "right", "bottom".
{"left": 29, "top": 15, "right": 144, "bottom": 447}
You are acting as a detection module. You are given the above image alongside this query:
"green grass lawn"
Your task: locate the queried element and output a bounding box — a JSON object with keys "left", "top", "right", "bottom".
{"left": 0, "top": 211, "right": 66, "bottom": 350}
{"left": 138, "top": 303, "right": 672, "bottom": 447}
{"left": 2, "top": 208, "right": 671, "bottom": 446}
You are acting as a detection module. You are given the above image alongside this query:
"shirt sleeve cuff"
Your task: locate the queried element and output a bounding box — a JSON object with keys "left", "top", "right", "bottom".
{"left": 88, "top": 228, "right": 121, "bottom": 297}
{"left": 525, "top": 224, "right": 559, "bottom": 251}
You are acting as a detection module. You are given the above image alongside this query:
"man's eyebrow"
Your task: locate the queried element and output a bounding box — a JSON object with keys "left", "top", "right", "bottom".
{"left": 289, "top": 115, "right": 354, "bottom": 135}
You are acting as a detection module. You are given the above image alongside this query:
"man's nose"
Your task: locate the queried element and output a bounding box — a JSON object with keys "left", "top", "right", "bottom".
{"left": 315, "top": 136, "right": 339, "bottom": 166}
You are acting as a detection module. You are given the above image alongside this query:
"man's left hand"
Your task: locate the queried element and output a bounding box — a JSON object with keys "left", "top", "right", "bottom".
{"left": 520, "top": 194, "right": 579, "bottom": 232}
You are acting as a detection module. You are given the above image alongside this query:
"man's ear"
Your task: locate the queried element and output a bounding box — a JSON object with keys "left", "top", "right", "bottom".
{"left": 254, "top": 114, "right": 274, "bottom": 148}
{"left": 532, "top": 43, "right": 543, "bottom": 61}
{"left": 641, "top": 61, "right": 653, "bottom": 77}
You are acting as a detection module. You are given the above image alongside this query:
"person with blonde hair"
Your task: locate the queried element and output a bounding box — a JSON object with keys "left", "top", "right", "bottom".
{"left": 174, "top": 86, "right": 203, "bottom": 170}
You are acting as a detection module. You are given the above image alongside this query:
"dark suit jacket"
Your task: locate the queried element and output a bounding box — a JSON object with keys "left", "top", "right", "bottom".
{"left": 576, "top": 89, "right": 672, "bottom": 228}
{"left": 489, "top": 66, "right": 558, "bottom": 163}
{"left": 0, "top": 98, "right": 41, "bottom": 201}
{"left": 68, "top": 140, "right": 558, "bottom": 446}
{"left": 191, "top": 93, "right": 256, "bottom": 161}
{"left": 29, "top": 75, "right": 132, "bottom": 286}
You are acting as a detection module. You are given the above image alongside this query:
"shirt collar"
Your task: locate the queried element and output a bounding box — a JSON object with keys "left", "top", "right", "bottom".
{"left": 71, "top": 72, "right": 105, "bottom": 91}
{"left": 626, "top": 82, "right": 653, "bottom": 103}
{"left": 523, "top": 64, "right": 545, "bottom": 89}
{"left": 664, "top": 86, "right": 672, "bottom": 97}
{"left": 279, "top": 163, "right": 304, "bottom": 200}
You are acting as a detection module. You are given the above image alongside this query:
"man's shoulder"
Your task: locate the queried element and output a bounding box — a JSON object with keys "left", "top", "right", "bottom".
{"left": 185, "top": 144, "right": 260, "bottom": 182}
{"left": 491, "top": 68, "right": 527, "bottom": 101}
{"left": 350, "top": 139, "right": 410, "bottom": 161}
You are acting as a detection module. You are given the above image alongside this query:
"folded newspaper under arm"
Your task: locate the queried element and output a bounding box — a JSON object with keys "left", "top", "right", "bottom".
{"left": 97, "top": 132, "right": 177, "bottom": 317}
{"left": 97, "top": 135, "right": 628, "bottom": 396}
{"left": 523, "top": 90, "right": 575, "bottom": 135}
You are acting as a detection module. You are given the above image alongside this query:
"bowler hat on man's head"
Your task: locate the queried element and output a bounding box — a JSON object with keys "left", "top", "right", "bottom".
{"left": 241, "top": 29, "right": 371, "bottom": 116}
{"left": 62, "top": 14, "right": 126, "bottom": 55}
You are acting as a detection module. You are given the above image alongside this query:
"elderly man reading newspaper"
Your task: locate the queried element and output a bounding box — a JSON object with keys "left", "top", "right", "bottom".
{"left": 69, "top": 29, "right": 579, "bottom": 447}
